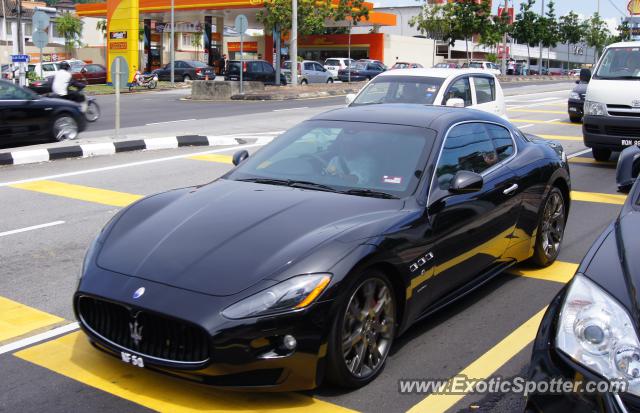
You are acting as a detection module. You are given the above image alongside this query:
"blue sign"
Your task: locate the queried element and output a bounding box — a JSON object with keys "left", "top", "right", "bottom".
{"left": 11, "top": 54, "right": 30, "bottom": 63}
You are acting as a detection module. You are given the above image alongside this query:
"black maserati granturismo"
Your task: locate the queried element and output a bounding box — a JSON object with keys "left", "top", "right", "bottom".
{"left": 74, "top": 104, "right": 571, "bottom": 391}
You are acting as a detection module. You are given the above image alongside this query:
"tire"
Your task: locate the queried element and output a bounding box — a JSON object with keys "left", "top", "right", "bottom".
{"left": 183, "top": 74, "right": 191, "bottom": 82}
{"left": 530, "top": 187, "right": 566, "bottom": 267}
{"left": 85, "top": 101, "right": 100, "bottom": 122}
{"left": 592, "top": 148, "right": 611, "bottom": 162}
{"left": 326, "top": 269, "right": 396, "bottom": 388}
{"left": 301, "top": 79, "right": 308, "bottom": 85}
{"left": 51, "top": 114, "right": 79, "bottom": 142}
{"left": 148, "top": 80, "right": 158, "bottom": 89}
{"left": 569, "top": 115, "right": 581, "bottom": 123}
{"left": 327, "top": 78, "right": 334, "bottom": 84}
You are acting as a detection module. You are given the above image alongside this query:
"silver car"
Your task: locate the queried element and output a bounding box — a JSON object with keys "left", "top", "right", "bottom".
{"left": 282, "top": 60, "right": 333, "bottom": 85}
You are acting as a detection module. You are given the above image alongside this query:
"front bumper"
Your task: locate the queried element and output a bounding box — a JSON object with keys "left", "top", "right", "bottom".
{"left": 583, "top": 115, "right": 640, "bottom": 151}
{"left": 568, "top": 99, "right": 584, "bottom": 117}
{"left": 74, "top": 267, "right": 333, "bottom": 391}
{"left": 526, "top": 287, "right": 640, "bottom": 412}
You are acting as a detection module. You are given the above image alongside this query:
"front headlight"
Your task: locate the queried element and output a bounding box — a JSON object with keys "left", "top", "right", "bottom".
{"left": 584, "top": 100, "right": 607, "bottom": 116}
{"left": 222, "top": 274, "right": 331, "bottom": 319}
{"left": 569, "top": 92, "right": 580, "bottom": 100}
{"left": 556, "top": 274, "right": 640, "bottom": 395}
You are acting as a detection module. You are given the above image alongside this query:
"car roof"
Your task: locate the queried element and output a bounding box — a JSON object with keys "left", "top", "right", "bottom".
{"left": 309, "top": 104, "right": 509, "bottom": 130}
{"left": 376, "top": 68, "right": 495, "bottom": 80}
{"left": 606, "top": 41, "right": 640, "bottom": 49}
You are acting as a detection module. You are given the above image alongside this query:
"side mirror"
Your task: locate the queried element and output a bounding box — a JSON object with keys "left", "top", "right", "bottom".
{"left": 446, "top": 98, "right": 465, "bottom": 108}
{"left": 616, "top": 145, "right": 640, "bottom": 192}
{"left": 449, "top": 170, "right": 483, "bottom": 194}
{"left": 579, "top": 68, "right": 592, "bottom": 83}
{"left": 232, "top": 150, "right": 249, "bottom": 166}
{"left": 345, "top": 93, "right": 356, "bottom": 105}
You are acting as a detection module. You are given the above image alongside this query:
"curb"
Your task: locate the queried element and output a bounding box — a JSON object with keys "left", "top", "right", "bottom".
{"left": 230, "top": 87, "right": 362, "bottom": 101}
{"left": 0, "top": 134, "right": 262, "bottom": 167}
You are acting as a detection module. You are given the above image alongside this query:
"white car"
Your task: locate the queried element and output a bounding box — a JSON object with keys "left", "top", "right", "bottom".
{"left": 27, "top": 62, "right": 60, "bottom": 78}
{"left": 465, "top": 61, "right": 502, "bottom": 75}
{"left": 324, "top": 57, "right": 354, "bottom": 79}
{"left": 346, "top": 68, "right": 507, "bottom": 118}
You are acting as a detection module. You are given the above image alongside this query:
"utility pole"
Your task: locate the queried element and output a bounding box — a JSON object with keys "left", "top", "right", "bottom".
{"left": 538, "top": 0, "right": 544, "bottom": 75}
{"left": 290, "top": 0, "right": 297, "bottom": 87}
{"left": 170, "top": 0, "right": 175, "bottom": 85}
{"left": 16, "top": 0, "right": 24, "bottom": 86}
{"left": 501, "top": 0, "right": 508, "bottom": 75}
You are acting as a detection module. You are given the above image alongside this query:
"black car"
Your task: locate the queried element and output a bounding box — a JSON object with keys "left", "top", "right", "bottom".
{"left": 568, "top": 79, "right": 588, "bottom": 123}
{"left": 224, "top": 60, "right": 286, "bottom": 85}
{"left": 74, "top": 105, "right": 570, "bottom": 391}
{"left": 527, "top": 148, "right": 640, "bottom": 413}
{"left": 0, "top": 79, "right": 86, "bottom": 145}
{"left": 152, "top": 60, "right": 215, "bottom": 82}
{"left": 338, "top": 61, "right": 386, "bottom": 82}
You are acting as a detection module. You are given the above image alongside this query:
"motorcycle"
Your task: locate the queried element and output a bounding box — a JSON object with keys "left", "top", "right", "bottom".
{"left": 129, "top": 71, "right": 158, "bottom": 91}
{"left": 29, "top": 78, "right": 100, "bottom": 123}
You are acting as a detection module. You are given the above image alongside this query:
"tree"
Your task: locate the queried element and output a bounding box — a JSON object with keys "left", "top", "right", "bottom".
{"left": 56, "top": 12, "right": 83, "bottom": 56}
{"left": 410, "top": 2, "right": 459, "bottom": 48}
{"left": 96, "top": 19, "right": 107, "bottom": 60}
{"left": 450, "top": 0, "right": 492, "bottom": 63}
{"left": 191, "top": 32, "right": 202, "bottom": 60}
{"left": 614, "top": 20, "right": 632, "bottom": 43}
{"left": 511, "top": 0, "right": 540, "bottom": 73}
{"left": 539, "top": 0, "right": 559, "bottom": 71}
{"left": 257, "top": 0, "right": 333, "bottom": 37}
{"left": 584, "top": 12, "right": 610, "bottom": 63}
{"left": 558, "top": 11, "right": 583, "bottom": 71}
{"left": 479, "top": 15, "right": 505, "bottom": 54}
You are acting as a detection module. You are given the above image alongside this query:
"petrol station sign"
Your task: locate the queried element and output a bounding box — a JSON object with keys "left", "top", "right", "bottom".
{"left": 106, "top": 0, "right": 139, "bottom": 83}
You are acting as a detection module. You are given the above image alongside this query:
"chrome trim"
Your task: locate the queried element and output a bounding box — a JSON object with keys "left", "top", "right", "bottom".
{"left": 613, "top": 393, "right": 629, "bottom": 413}
{"left": 78, "top": 313, "right": 210, "bottom": 366}
{"left": 426, "top": 120, "right": 519, "bottom": 206}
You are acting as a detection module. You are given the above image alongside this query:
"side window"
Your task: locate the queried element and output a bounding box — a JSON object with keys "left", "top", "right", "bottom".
{"left": 248, "top": 61, "right": 262, "bottom": 72}
{"left": 304, "top": 62, "right": 314, "bottom": 71}
{"left": 484, "top": 124, "right": 515, "bottom": 161}
{"left": 473, "top": 77, "right": 495, "bottom": 104}
{"left": 42, "top": 63, "right": 54, "bottom": 71}
{"left": 261, "top": 62, "right": 274, "bottom": 74}
{"left": 445, "top": 77, "right": 472, "bottom": 106}
{"left": 0, "top": 82, "right": 31, "bottom": 100}
{"left": 314, "top": 63, "right": 324, "bottom": 72}
{"left": 435, "top": 123, "right": 499, "bottom": 190}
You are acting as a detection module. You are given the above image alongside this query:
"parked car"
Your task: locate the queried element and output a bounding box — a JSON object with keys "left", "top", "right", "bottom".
{"left": 567, "top": 77, "right": 588, "bottom": 123}
{"left": 73, "top": 64, "right": 107, "bottom": 84}
{"left": 224, "top": 60, "right": 286, "bottom": 85}
{"left": 433, "top": 62, "right": 460, "bottom": 69}
{"left": 323, "top": 57, "right": 354, "bottom": 79}
{"left": 346, "top": 68, "right": 507, "bottom": 118}
{"left": 463, "top": 61, "right": 502, "bottom": 75}
{"left": 568, "top": 68, "right": 581, "bottom": 77}
{"left": 358, "top": 58, "right": 387, "bottom": 69}
{"left": 0, "top": 79, "right": 86, "bottom": 145}
{"left": 73, "top": 103, "right": 569, "bottom": 391}
{"left": 27, "top": 62, "right": 60, "bottom": 79}
{"left": 153, "top": 60, "right": 215, "bottom": 82}
{"left": 526, "top": 147, "right": 640, "bottom": 413}
{"left": 338, "top": 61, "right": 386, "bottom": 82}
{"left": 390, "top": 62, "right": 423, "bottom": 70}
{"left": 282, "top": 60, "right": 333, "bottom": 84}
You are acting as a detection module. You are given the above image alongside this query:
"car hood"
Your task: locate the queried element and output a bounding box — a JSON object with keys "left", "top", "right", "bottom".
{"left": 583, "top": 210, "right": 640, "bottom": 325}
{"left": 586, "top": 78, "right": 640, "bottom": 105}
{"left": 97, "top": 179, "right": 403, "bottom": 297}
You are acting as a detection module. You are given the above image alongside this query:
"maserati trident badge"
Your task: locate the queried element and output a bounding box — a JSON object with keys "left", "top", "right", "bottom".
{"left": 129, "top": 320, "right": 143, "bottom": 346}
{"left": 132, "top": 287, "right": 145, "bottom": 299}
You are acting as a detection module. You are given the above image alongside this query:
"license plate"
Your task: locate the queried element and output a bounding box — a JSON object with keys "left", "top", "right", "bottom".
{"left": 121, "top": 351, "right": 145, "bottom": 368}
{"left": 621, "top": 139, "right": 640, "bottom": 146}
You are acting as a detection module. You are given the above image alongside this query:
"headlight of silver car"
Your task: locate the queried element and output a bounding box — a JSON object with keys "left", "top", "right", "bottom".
{"left": 556, "top": 274, "right": 640, "bottom": 396}
{"left": 569, "top": 91, "right": 580, "bottom": 100}
{"left": 222, "top": 274, "right": 331, "bottom": 319}
{"left": 584, "top": 100, "right": 607, "bottom": 116}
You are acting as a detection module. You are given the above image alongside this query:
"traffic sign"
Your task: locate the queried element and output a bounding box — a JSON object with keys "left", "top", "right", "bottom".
{"left": 11, "top": 54, "right": 29, "bottom": 63}
{"left": 32, "top": 30, "right": 48, "bottom": 49}
{"left": 110, "top": 56, "right": 129, "bottom": 89}
{"left": 32, "top": 11, "right": 50, "bottom": 31}
{"left": 234, "top": 14, "right": 248, "bottom": 34}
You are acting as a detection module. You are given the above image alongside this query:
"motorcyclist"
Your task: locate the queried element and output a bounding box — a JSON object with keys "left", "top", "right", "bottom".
{"left": 52, "top": 61, "right": 86, "bottom": 103}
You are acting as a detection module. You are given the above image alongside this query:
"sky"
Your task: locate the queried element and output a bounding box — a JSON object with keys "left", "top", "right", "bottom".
{"left": 374, "top": 0, "right": 630, "bottom": 33}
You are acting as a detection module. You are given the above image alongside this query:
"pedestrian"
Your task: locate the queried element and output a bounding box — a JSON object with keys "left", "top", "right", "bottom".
{"left": 219, "top": 54, "right": 227, "bottom": 75}
{"left": 507, "top": 59, "right": 515, "bottom": 75}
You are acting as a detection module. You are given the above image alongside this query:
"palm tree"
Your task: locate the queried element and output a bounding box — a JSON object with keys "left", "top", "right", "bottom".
{"left": 96, "top": 19, "right": 107, "bottom": 61}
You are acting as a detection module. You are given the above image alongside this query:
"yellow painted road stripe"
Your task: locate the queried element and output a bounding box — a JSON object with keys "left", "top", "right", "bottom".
{"left": 187, "top": 154, "right": 233, "bottom": 164}
{"left": 509, "top": 261, "right": 578, "bottom": 284}
{"left": 572, "top": 190, "right": 626, "bottom": 205}
{"left": 569, "top": 157, "right": 616, "bottom": 165}
{"left": 0, "top": 297, "right": 64, "bottom": 343}
{"left": 507, "top": 109, "right": 566, "bottom": 114}
{"left": 16, "top": 332, "right": 354, "bottom": 413}
{"left": 537, "top": 134, "right": 582, "bottom": 142}
{"left": 511, "top": 119, "right": 579, "bottom": 126}
{"left": 10, "top": 180, "right": 142, "bottom": 207}
{"left": 407, "top": 308, "right": 547, "bottom": 413}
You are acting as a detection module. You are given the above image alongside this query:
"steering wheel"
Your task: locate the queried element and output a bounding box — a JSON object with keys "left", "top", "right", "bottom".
{"left": 300, "top": 153, "right": 329, "bottom": 173}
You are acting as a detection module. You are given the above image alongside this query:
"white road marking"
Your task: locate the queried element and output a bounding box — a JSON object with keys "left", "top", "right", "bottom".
{"left": 145, "top": 119, "right": 196, "bottom": 126}
{"left": 0, "top": 322, "right": 79, "bottom": 355}
{"left": 0, "top": 221, "right": 65, "bottom": 237}
{"left": 273, "top": 107, "right": 309, "bottom": 112}
{"left": 518, "top": 124, "right": 534, "bottom": 129}
{"left": 568, "top": 148, "right": 592, "bottom": 159}
{"left": 545, "top": 118, "right": 561, "bottom": 123}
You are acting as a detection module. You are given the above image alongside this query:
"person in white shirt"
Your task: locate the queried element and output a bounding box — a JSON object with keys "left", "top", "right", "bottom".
{"left": 51, "top": 61, "right": 85, "bottom": 102}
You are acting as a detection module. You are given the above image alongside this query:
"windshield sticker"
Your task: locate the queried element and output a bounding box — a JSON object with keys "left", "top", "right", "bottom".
{"left": 383, "top": 176, "right": 403, "bottom": 184}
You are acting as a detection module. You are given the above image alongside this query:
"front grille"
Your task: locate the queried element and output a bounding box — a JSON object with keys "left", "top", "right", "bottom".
{"left": 609, "top": 111, "right": 640, "bottom": 117}
{"left": 584, "top": 124, "right": 600, "bottom": 134}
{"left": 605, "top": 125, "right": 640, "bottom": 137}
{"left": 78, "top": 296, "right": 210, "bottom": 364}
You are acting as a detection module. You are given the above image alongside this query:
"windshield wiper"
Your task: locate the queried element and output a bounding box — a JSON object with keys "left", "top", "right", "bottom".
{"left": 340, "top": 188, "right": 399, "bottom": 199}
{"left": 237, "top": 178, "right": 338, "bottom": 192}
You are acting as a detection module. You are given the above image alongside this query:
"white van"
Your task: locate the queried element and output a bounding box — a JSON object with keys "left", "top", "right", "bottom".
{"left": 582, "top": 41, "right": 640, "bottom": 161}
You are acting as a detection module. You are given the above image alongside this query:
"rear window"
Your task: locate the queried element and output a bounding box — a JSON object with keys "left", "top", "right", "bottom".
{"left": 469, "top": 62, "right": 483, "bottom": 68}
{"left": 188, "top": 61, "right": 208, "bottom": 67}
{"left": 325, "top": 59, "right": 340, "bottom": 66}
{"left": 351, "top": 75, "right": 443, "bottom": 106}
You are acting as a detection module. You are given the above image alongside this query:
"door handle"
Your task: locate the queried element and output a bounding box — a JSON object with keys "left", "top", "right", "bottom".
{"left": 503, "top": 183, "right": 519, "bottom": 196}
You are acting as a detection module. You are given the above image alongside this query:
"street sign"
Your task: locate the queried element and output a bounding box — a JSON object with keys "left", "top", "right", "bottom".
{"left": 110, "top": 56, "right": 129, "bottom": 89}
{"left": 11, "top": 54, "right": 29, "bottom": 63}
{"left": 32, "top": 30, "right": 48, "bottom": 49}
{"left": 234, "top": 14, "right": 248, "bottom": 34}
{"left": 32, "top": 11, "right": 50, "bottom": 31}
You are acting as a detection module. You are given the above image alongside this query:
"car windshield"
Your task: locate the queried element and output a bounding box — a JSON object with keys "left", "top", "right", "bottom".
{"left": 351, "top": 76, "right": 444, "bottom": 106}
{"left": 350, "top": 62, "right": 367, "bottom": 70}
{"left": 188, "top": 61, "right": 208, "bottom": 67}
{"left": 595, "top": 47, "right": 640, "bottom": 79}
{"left": 469, "top": 62, "right": 483, "bottom": 68}
{"left": 225, "top": 120, "right": 435, "bottom": 198}
{"left": 325, "top": 59, "right": 340, "bottom": 66}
